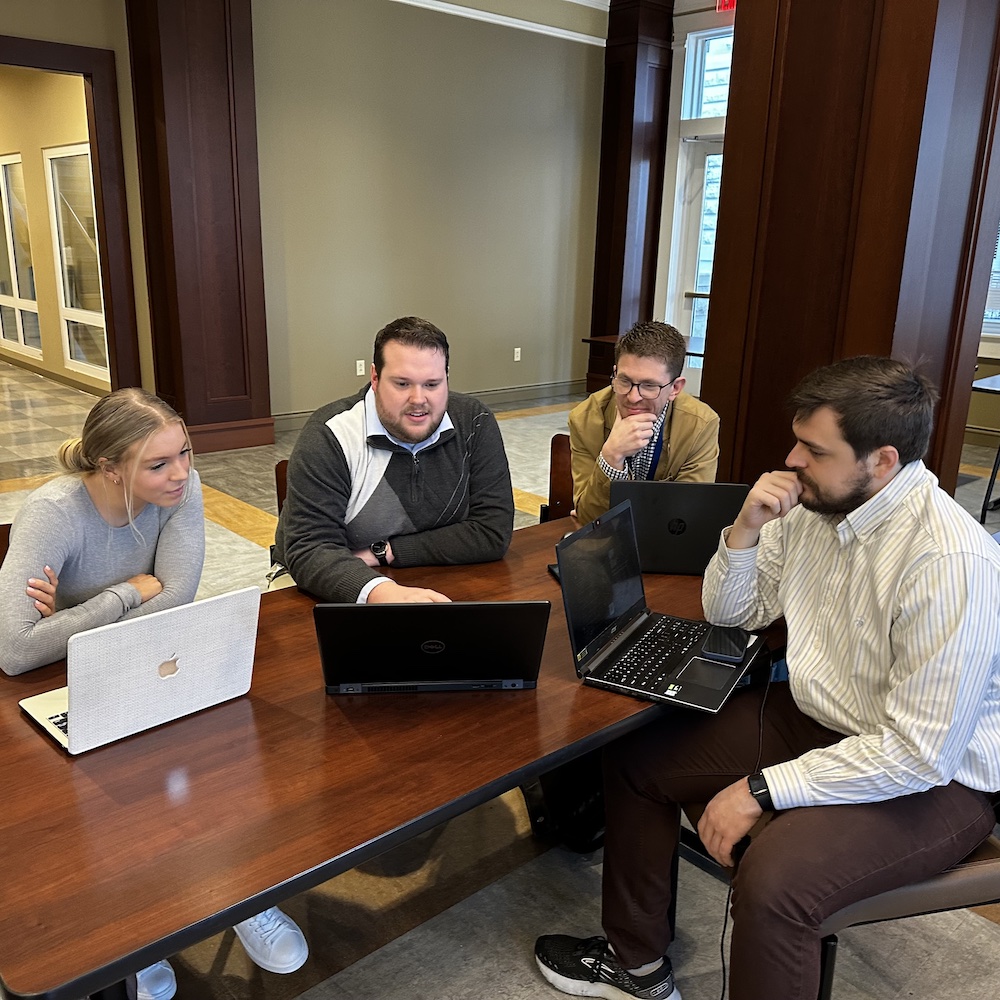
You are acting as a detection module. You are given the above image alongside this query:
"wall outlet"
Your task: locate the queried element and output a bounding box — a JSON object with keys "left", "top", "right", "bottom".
{"left": 356, "top": 359, "right": 365, "bottom": 376}
{"left": 513, "top": 347, "right": 522, "bottom": 362}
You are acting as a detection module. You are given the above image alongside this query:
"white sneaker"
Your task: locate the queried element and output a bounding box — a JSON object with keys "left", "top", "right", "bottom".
{"left": 136, "top": 960, "right": 176, "bottom": 1000}
{"left": 234, "top": 906, "right": 308, "bottom": 974}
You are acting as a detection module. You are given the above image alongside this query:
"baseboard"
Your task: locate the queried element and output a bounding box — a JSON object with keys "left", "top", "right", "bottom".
{"left": 188, "top": 417, "right": 275, "bottom": 453}
{"left": 469, "top": 380, "right": 587, "bottom": 408}
{"left": 273, "top": 411, "right": 313, "bottom": 434}
{"left": 964, "top": 426, "right": 1000, "bottom": 450}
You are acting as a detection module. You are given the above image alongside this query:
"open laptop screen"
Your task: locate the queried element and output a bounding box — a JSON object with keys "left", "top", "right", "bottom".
{"left": 556, "top": 501, "right": 646, "bottom": 670}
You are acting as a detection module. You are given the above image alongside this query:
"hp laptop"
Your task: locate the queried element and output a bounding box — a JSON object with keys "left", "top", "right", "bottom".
{"left": 609, "top": 481, "right": 751, "bottom": 574}
{"left": 556, "top": 501, "right": 764, "bottom": 713}
{"left": 314, "top": 601, "right": 550, "bottom": 694}
{"left": 19, "top": 587, "right": 261, "bottom": 754}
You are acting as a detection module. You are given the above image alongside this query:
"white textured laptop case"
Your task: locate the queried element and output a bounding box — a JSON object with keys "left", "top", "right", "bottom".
{"left": 21, "top": 587, "right": 261, "bottom": 754}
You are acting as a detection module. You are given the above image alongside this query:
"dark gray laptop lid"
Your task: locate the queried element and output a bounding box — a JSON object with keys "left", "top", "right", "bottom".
{"left": 608, "top": 481, "right": 750, "bottom": 574}
{"left": 554, "top": 500, "right": 647, "bottom": 677}
{"left": 313, "top": 601, "right": 551, "bottom": 693}
{"left": 554, "top": 501, "right": 765, "bottom": 712}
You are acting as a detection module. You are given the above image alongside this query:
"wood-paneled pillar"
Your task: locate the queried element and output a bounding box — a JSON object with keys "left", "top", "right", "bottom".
{"left": 586, "top": 0, "right": 673, "bottom": 384}
{"left": 125, "top": 0, "right": 273, "bottom": 452}
{"left": 700, "top": 0, "right": 1000, "bottom": 491}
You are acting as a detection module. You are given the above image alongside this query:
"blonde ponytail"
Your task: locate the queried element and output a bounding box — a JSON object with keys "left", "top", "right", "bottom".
{"left": 57, "top": 437, "right": 95, "bottom": 474}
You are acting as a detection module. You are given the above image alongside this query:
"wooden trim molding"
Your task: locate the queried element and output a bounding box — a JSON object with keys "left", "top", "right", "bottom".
{"left": 0, "top": 34, "right": 141, "bottom": 389}
{"left": 187, "top": 417, "right": 276, "bottom": 454}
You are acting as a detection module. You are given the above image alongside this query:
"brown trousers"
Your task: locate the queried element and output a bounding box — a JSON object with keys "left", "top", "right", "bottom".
{"left": 601, "top": 682, "right": 995, "bottom": 1000}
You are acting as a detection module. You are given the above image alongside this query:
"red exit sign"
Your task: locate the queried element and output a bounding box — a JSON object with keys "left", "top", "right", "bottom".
{"left": 717, "top": 0, "right": 737, "bottom": 10}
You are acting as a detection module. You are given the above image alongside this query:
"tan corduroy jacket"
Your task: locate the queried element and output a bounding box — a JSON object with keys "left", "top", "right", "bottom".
{"left": 567, "top": 386, "right": 720, "bottom": 524}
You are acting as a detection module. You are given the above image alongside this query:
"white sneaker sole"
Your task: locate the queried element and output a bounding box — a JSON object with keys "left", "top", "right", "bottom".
{"left": 535, "top": 955, "right": 681, "bottom": 1000}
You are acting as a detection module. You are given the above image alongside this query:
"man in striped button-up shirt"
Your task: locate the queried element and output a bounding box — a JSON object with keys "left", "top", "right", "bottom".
{"left": 535, "top": 356, "right": 1000, "bottom": 1000}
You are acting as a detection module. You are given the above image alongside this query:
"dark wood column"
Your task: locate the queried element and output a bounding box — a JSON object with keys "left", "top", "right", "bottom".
{"left": 125, "top": 0, "right": 273, "bottom": 452}
{"left": 700, "top": 0, "right": 1000, "bottom": 491}
{"left": 585, "top": 0, "right": 673, "bottom": 389}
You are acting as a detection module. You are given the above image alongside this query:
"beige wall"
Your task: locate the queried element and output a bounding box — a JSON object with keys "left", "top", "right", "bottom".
{"left": 253, "top": 0, "right": 604, "bottom": 418}
{"left": 0, "top": 65, "right": 109, "bottom": 391}
{"left": 1, "top": 0, "right": 153, "bottom": 392}
{"left": 2, "top": 0, "right": 604, "bottom": 419}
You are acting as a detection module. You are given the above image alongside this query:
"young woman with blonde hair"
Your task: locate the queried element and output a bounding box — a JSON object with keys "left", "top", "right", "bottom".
{"left": 0, "top": 387, "right": 204, "bottom": 676}
{"left": 0, "top": 387, "right": 307, "bottom": 999}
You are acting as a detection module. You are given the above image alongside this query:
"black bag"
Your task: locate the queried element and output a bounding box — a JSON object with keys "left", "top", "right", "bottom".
{"left": 521, "top": 748, "right": 605, "bottom": 853}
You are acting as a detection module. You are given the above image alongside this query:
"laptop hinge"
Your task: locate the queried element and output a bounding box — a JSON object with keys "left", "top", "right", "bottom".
{"left": 580, "top": 608, "right": 653, "bottom": 678}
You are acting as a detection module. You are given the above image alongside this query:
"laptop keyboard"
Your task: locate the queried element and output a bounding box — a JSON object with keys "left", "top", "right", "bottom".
{"left": 599, "top": 616, "right": 708, "bottom": 688}
{"left": 48, "top": 711, "right": 69, "bottom": 736}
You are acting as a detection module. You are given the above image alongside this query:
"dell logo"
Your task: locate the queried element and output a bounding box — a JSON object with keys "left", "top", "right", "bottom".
{"left": 667, "top": 518, "right": 687, "bottom": 535}
{"left": 421, "top": 639, "right": 446, "bottom": 655}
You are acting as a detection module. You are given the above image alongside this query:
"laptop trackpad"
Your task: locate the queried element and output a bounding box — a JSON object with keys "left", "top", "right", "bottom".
{"left": 673, "top": 656, "right": 735, "bottom": 690}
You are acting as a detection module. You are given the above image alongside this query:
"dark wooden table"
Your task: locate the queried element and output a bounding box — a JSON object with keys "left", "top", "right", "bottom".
{"left": 0, "top": 518, "right": 705, "bottom": 1000}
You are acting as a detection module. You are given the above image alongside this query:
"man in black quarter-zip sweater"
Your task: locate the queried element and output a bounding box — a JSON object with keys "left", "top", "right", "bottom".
{"left": 272, "top": 316, "right": 514, "bottom": 603}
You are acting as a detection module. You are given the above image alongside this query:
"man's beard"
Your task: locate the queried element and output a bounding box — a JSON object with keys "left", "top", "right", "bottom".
{"left": 378, "top": 407, "right": 444, "bottom": 444}
{"left": 798, "top": 468, "right": 873, "bottom": 516}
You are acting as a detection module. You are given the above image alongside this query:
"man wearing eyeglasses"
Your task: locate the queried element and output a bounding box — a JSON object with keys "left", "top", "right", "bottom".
{"left": 568, "top": 321, "right": 720, "bottom": 524}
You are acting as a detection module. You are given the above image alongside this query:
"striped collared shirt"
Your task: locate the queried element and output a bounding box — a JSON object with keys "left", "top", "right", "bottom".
{"left": 703, "top": 461, "right": 1000, "bottom": 809}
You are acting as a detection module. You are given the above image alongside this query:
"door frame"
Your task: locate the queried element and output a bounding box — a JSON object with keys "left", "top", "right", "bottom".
{"left": 0, "top": 34, "right": 140, "bottom": 389}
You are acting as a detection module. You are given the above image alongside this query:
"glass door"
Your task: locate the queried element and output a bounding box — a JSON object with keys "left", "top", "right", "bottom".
{"left": 44, "top": 143, "right": 109, "bottom": 374}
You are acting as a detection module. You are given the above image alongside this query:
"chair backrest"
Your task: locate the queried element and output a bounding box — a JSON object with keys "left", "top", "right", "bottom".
{"left": 540, "top": 433, "right": 573, "bottom": 523}
{"left": 0, "top": 522, "right": 9, "bottom": 567}
{"left": 275, "top": 460, "right": 288, "bottom": 514}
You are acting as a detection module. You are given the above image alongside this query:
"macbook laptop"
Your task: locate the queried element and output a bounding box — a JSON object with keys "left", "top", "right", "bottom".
{"left": 609, "top": 480, "right": 751, "bottom": 574}
{"left": 19, "top": 587, "right": 261, "bottom": 754}
{"left": 314, "top": 601, "right": 550, "bottom": 694}
{"left": 555, "top": 500, "right": 764, "bottom": 713}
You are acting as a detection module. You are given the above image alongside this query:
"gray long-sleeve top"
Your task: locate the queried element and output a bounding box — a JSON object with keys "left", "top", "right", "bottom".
{"left": 0, "top": 470, "right": 205, "bottom": 675}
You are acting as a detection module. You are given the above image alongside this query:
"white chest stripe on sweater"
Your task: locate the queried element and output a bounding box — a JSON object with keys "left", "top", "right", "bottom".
{"left": 325, "top": 400, "right": 392, "bottom": 524}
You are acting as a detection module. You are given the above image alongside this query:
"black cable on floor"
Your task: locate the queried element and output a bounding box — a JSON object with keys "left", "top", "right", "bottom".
{"left": 717, "top": 672, "right": 772, "bottom": 1000}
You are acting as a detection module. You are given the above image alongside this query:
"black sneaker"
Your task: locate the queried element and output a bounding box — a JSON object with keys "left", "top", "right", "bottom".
{"left": 534, "top": 935, "right": 680, "bottom": 1000}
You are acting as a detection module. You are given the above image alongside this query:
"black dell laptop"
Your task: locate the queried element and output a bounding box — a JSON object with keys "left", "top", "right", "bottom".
{"left": 314, "top": 601, "right": 551, "bottom": 694}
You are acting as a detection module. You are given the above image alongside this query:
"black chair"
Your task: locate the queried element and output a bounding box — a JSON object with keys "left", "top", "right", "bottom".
{"left": 678, "top": 799, "right": 1000, "bottom": 1000}
{"left": 979, "top": 442, "right": 1000, "bottom": 524}
{"left": 274, "top": 459, "right": 288, "bottom": 513}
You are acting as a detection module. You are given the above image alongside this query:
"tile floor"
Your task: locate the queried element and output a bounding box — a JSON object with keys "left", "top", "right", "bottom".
{"left": 1, "top": 359, "right": 999, "bottom": 1000}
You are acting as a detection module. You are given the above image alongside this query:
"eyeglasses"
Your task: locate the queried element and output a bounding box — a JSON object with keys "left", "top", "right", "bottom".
{"left": 610, "top": 373, "right": 677, "bottom": 400}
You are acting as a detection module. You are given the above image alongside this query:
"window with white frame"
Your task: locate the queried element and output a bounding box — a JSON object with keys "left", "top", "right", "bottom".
{"left": 982, "top": 222, "right": 1000, "bottom": 343}
{"left": 0, "top": 154, "right": 42, "bottom": 355}
{"left": 654, "top": 9, "right": 735, "bottom": 397}
{"left": 43, "top": 143, "right": 108, "bottom": 373}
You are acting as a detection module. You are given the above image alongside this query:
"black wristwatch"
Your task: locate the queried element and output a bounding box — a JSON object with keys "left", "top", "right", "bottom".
{"left": 747, "top": 772, "right": 774, "bottom": 812}
{"left": 370, "top": 540, "right": 389, "bottom": 566}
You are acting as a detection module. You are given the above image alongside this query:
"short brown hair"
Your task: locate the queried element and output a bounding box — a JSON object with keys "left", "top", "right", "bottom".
{"left": 787, "top": 356, "right": 937, "bottom": 466}
{"left": 614, "top": 321, "right": 686, "bottom": 381}
{"left": 373, "top": 317, "right": 449, "bottom": 375}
